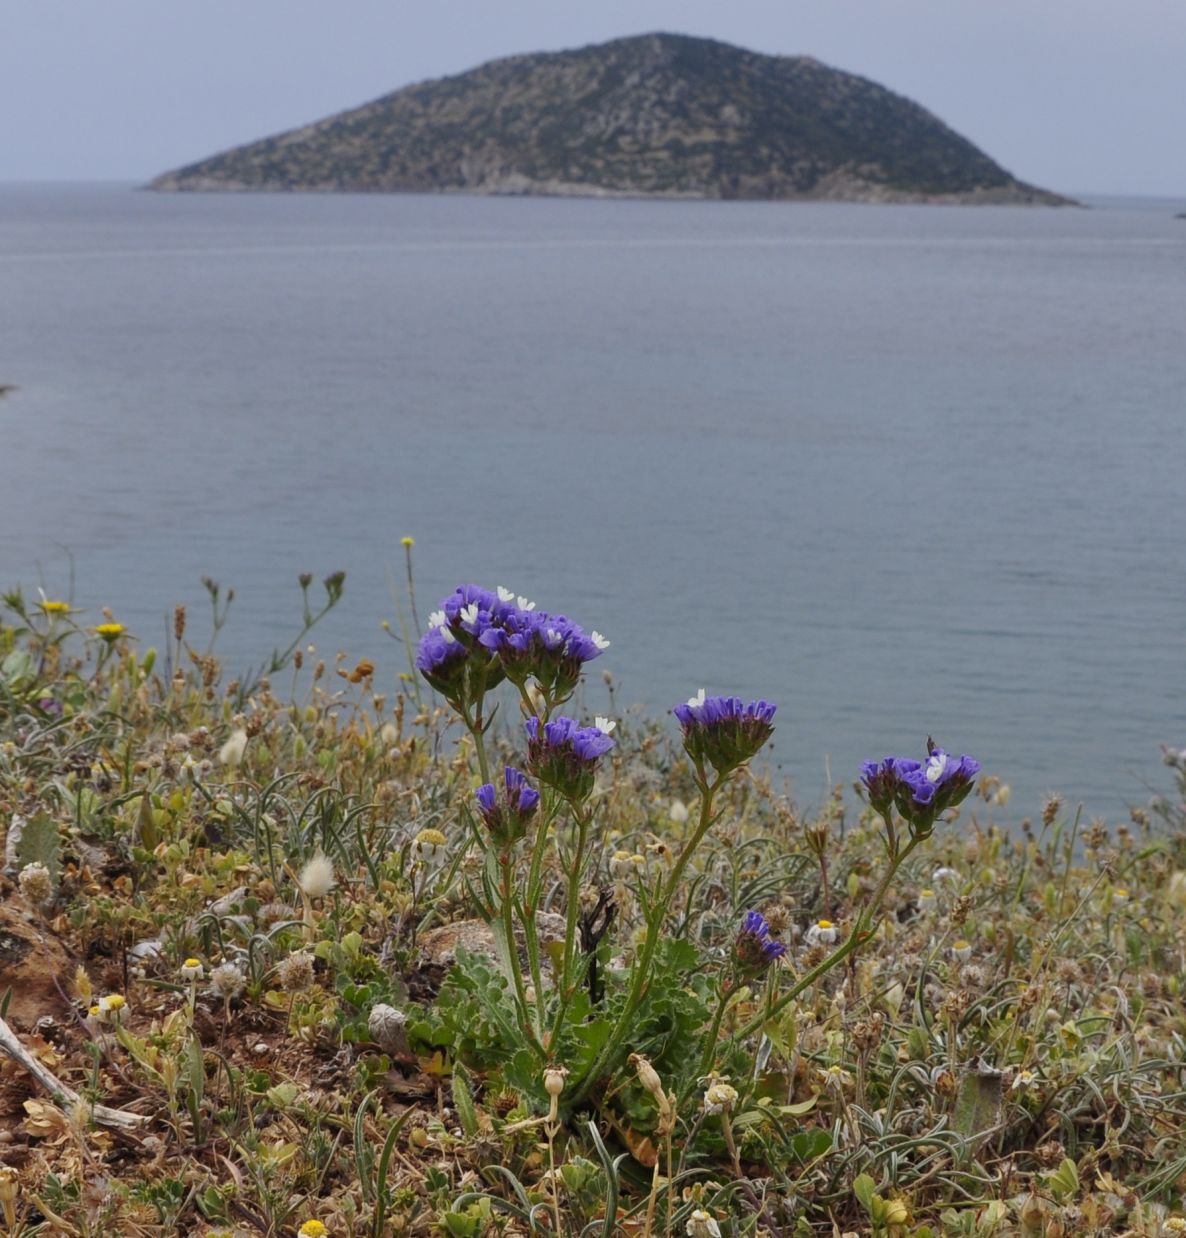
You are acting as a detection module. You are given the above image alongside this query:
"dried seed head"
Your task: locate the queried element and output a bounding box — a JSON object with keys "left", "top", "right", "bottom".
{"left": 368, "top": 1004, "right": 409, "bottom": 1055}
{"left": 543, "top": 1065, "right": 569, "bottom": 1098}
{"left": 18, "top": 861, "right": 53, "bottom": 905}
{"left": 630, "top": 1053, "right": 664, "bottom": 1101}
{"left": 277, "top": 951, "right": 316, "bottom": 993}
{"left": 209, "top": 962, "right": 245, "bottom": 1000}
{"left": 297, "top": 852, "right": 335, "bottom": 899}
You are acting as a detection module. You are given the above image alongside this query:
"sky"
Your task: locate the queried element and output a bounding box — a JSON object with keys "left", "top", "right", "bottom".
{"left": 5, "top": 0, "right": 1186, "bottom": 197}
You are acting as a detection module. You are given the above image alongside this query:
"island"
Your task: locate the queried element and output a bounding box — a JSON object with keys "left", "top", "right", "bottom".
{"left": 150, "top": 32, "right": 1070, "bottom": 204}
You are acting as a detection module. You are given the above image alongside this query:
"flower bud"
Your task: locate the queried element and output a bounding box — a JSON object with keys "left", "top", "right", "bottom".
{"left": 474, "top": 766, "right": 540, "bottom": 846}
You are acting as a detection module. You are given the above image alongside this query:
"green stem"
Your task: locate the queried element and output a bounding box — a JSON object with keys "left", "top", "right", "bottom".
{"left": 561, "top": 808, "right": 591, "bottom": 989}
{"left": 728, "top": 829, "right": 922, "bottom": 1048}
{"left": 697, "top": 976, "right": 737, "bottom": 1078}
{"left": 569, "top": 771, "right": 722, "bottom": 1104}
{"left": 522, "top": 796, "right": 559, "bottom": 1036}
{"left": 495, "top": 853, "right": 542, "bottom": 1057}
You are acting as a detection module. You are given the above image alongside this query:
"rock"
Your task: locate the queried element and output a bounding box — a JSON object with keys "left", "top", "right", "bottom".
{"left": 418, "top": 913, "right": 567, "bottom": 973}
{"left": 0, "top": 901, "right": 75, "bottom": 1031}
{"left": 149, "top": 33, "right": 1071, "bottom": 205}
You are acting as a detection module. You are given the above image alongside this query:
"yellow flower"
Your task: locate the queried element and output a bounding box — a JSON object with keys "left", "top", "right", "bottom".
{"left": 298, "top": 1222, "right": 328, "bottom": 1238}
{"left": 94, "top": 622, "right": 126, "bottom": 641}
{"left": 38, "top": 599, "right": 71, "bottom": 614}
{"left": 400, "top": 536, "right": 415, "bottom": 547}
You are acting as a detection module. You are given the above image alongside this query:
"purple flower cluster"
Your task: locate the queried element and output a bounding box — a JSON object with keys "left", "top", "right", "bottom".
{"left": 416, "top": 585, "right": 608, "bottom": 707}
{"left": 734, "top": 910, "right": 787, "bottom": 974}
{"left": 525, "top": 715, "right": 616, "bottom": 803}
{"left": 475, "top": 765, "right": 541, "bottom": 847}
{"left": 861, "top": 741, "right": 981, "bottom": 835}
{"left": 674, "top": 690, "right": 777, "bottom": 778}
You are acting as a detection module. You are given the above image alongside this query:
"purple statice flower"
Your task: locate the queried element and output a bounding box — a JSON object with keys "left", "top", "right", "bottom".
{"left": 36, "top": 697, "right": 64, "bottom": 719}
{"left": 415, "top": 622, "right": 470, "bottom": 699}
{"left": 861, "top": 741, "right": 981, "bottom": 835}
{"left": 416, "top": 584, "right": 517, "bottom": 705}
{"left": 474, "top": 765, "right": 541, "bottom": 847}
{"left": 674, "top": 690, "right": 776, "bottom": 778}
{"left": 417, "top": 584, "right": 607, "bottom": 710}
{"left": 734, "top": 910, "right": 787, "bottom": 974}
{"left": 481, "top": 608, "right": 608, "bottom": 702}
{"left": 525, "top": 715, "right": 615, "bottom": 802}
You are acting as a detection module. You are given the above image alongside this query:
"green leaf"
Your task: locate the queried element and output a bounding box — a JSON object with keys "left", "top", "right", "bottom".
{"left": 452, "top": 1063, "right": 480, "bottom": 1138}
{"left": 853, "top": 1173, "right": 876, "bottom": 1213}
{"left": 136, "top": 791, "right": 159, "bottom": 850}
{"left": 789, "top": 1129, "right": 833, "bottom": 1163}
{"left": 15, "top": 812, "right": 62, "bottom": 885}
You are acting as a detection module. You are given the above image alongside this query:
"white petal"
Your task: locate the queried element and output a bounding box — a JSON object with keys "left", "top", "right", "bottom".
{"left": 594, "top": 716, "right": 616, "bottom": 734}
{"left": 497, "top": 586, "right": 515, "bottom": 602}
{"left": 591, "top": 630, "right": 610, "bottom": 650}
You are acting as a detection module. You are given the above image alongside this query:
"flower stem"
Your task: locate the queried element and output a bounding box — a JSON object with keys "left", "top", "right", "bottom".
{"left": 697, "top": 977, "right": 736, "bottom": 1078}
{"left": 569, "top": 772, "right": 722, "bottom": 1105}
{"left": 727, "top": 828, "right": 922, "bottom": 1048}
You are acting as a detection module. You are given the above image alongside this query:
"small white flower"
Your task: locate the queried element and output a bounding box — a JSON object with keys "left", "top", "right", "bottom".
{"left": 823, "top": 1064, "right": 853, "bottom": 1093}
{"left": 594, "top": 716, "right": 616, "bottom": 735}
{"left": 686, "top": 688, "right": 707, "bottom": 710}
{"left": 179, "top": 958, "right": 205, "bottom": 982}
{"left": 702, "top": 1080, "right": 738, "bottom": 1115}
{"left": 591, "top": 630, "right": 610, "bottom": 651}
{"left": 932, "top": 866, "right": 961, "bottom": 885}
{"left": 496, "top": 586, "right": 515, "bottom": 603}
{"left": 925, "top": 751, "right": 948, "bottom": 783}
{"left": 917, "top": 888, "right": 937, "bottom": 913}
{"left": 1011, "top": 1069, "right": 1037, "bottom": 1091}
{"left": 219, "top": 729, "right": 248, "bottom": 768}
{"left": 459, "top": 602, "right": 480, "bottom": 628}
{"left": 428, "top": 609, "right": 447, "bottom": 630}
{"left": 439, "top": 626, "right": 457, "bottom": 645}
{"left": 609, "top": 850, "right": 646, "bottom": 877}
{"left": 517, "top": 595, "right": 536, "bottom": 611}
{"left": 669, "top": 798, "right": 689, "bottom": 824}
{"left": 686, "top": 1210, "right": 722, "bottom": 1238}
{"left": 951, "top": 939, "right": 973, "bottom": 963}
{"left": 805, "top": 919, "right": 839, "bottom": 946}
{"left": 1111, "top": 887, "right": 1130, "bottom": 906}
{"left": 413, "top": 828, "right": 448, "bottom": 866}
{"left": 298, "top": 852, "right": 336, "bottom": 899}
{"left": 97, "top": 993, "right": 130, "bottom": 1026}
{"left": 544, "top": 627, "right": 563, "bottom": 649}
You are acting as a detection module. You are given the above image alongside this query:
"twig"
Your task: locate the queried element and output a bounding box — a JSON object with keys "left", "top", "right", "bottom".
{"left": 0, "top": 1015, "right": 150, "bottom": 1129}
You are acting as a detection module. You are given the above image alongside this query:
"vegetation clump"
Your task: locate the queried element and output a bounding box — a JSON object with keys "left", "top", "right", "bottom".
{"left": 0, "top": 562, "right": 1184, "bottom": 1236}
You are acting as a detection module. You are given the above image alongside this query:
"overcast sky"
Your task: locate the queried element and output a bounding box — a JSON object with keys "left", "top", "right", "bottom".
{"left": 6, "top": 0, "right": 1185, "bottom": 197}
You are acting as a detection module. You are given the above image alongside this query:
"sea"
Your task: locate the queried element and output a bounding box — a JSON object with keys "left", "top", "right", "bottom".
{"left": 2, "top": 183, "right": 1185, "bottom": 821}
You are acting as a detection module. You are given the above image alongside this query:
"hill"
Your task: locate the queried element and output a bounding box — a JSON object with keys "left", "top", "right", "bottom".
{"left": 150, "top": 32, "right": 1070, "bottom": 204}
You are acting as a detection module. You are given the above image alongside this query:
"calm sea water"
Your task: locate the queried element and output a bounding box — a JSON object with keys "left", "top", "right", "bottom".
{"left": 2, "top": 183, "right": 1185, "bottom": 818}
